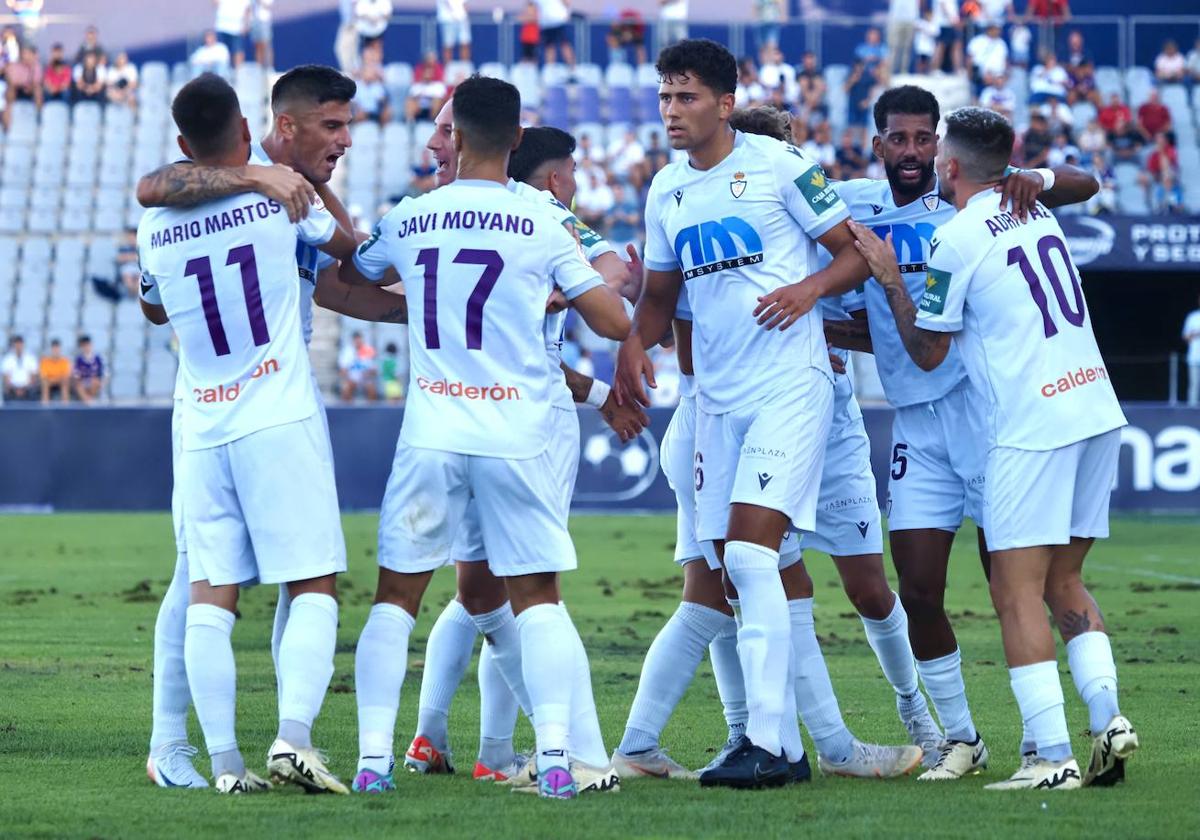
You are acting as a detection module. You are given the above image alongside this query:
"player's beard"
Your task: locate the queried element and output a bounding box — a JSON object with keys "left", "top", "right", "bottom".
{"left": 884, "top": 157, "right": 935, "bottom": 203}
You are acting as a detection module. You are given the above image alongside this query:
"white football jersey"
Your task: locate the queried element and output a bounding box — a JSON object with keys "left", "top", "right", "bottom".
{"left": 354, "top": 179, "right": 603, "bottom": 458}
{"left": 916, "top": 190, "right": 1126, "bottom": 450}
{"left": 138, "top": 193, "right": 336, "bottom": 449}
{"left": 644, "top": 131, "right": 846, "bottom": 413}
{"left": 818, "top": 291, "right": 865, "bottom": 438}
{"left": 836, "top": 177, "right": 969, "bottom": 408}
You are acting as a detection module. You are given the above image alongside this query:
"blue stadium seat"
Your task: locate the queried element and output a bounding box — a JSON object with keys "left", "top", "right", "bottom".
{"left": 636, "top": 86, "right": 659, "bottom": 121}
{"left": 574, "top": 121, "right": 604, "bottom": 149}
{"left": 608, "top": 86, "right": 634, "bottom": 124}
{"left": 637, "top": 122, "right": 665, "bottom": 151}
{"left": 0, "top": 186, "right": 27, "bottom": 210}
{"left": 40, "top": 101, "right": 71, "bottom": 138}
{"left": 1095, "top": 66, "right": 1122, "bottom": 99}
{"left": 541, "top": 62, "right": 571, "bottom": 88}
{"left": 511, "top": 62, "right": 541, "bottom": 108}
{"left": 543, "top": 86, "right": 570, "bottom": 129}
{"left": 2, "top": 146, "right": 34, "bottom": 186}
{"left": 635, "top": 63, "right": 659, "bottom": 88}
{"left": 383, "top": 62, "right": 413, "bottom": 103}
{"left": 478, "top": 62, "right": 508, "bottom": 82}
{"left": 605, "top": 62, "right": 634, "bottom": 89}
{"left": 577, "top": 85, "right": 602, "bottom": 122}
{"left": 27, "top": 205, "right": 58, "bottom": 234}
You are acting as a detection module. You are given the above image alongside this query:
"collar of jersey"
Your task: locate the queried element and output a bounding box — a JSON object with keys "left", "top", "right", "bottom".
{"left": 685, "top": 129, "right": 744, "bottom": 175}
{"left": 964, "top": 188, "right": 999, "bottom": 209}
{"left": 454, "top": 179, "right": 508, "bottom": 189}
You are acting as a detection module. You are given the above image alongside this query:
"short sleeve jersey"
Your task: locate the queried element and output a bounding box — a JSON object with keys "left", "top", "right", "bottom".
{"left": 836, "top": 177, "right": 969, "bottom": 408}
{"left": 353, "top": 180, "right": 603, "bottom": 459}
{"left": 137, "top": 193, "right": 335, "bottom": 450}
{"left": 818, "top": 291, "right": 865, "bottom": 437}
{"left": 916, "top": 190, "right": 1126, "bottom": 450}
{"left": 643, "top": 131, "right": 846, "bottom": 413}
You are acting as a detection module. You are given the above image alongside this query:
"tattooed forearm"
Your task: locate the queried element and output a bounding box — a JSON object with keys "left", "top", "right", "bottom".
{"left": 136, "top": 163, "right": 250, "bottom": 208}
{"left": 560, "top": 362, "right": 594, "bottom": 404}
{"left": 883, "top": 283, "right": 949, "bottom": 371}
{"left": 824, "top": 318, "right": 873, "bottom": 353}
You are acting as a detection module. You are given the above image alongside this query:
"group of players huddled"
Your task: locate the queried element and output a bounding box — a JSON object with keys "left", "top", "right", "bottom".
{"left": 134, "top": 37, "right": 1137, "bottom": 798}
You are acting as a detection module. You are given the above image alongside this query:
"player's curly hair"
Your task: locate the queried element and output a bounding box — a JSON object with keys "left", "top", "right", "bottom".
{"left": 508, "top": 126, "right": 576, "bottom": 183}
{"left": 944, "top": 106, "right": 1015, "bottom": 181}
{"left": 873, "top": 84, "right": 940, "bottom": 133}
{"left": 729, "top": 106, "right": 792, "bottom": 142}
{"left": 656, "top": 38, "right": 737, "bottom": 96}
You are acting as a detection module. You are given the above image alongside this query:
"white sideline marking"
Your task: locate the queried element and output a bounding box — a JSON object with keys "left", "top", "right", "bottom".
{"left": 1089, "top": 563, "right": 1200, "bottom": 585}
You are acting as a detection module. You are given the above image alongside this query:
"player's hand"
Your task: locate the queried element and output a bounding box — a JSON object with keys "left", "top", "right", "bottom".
{"left": 546, "top": 289, "right": 569, "bottom": 313}
{"left": 614, "top": 338, "right": 656, "bottom": 407}
{"left": 599, "top": 391, "right": 650, "bottom": 443}
{"left": 620, "top": 243, "right": 644, "bottom": 302}
{"left": 847, "top": 221, "right": 901, "bottom": 288}
{"left": 246, "top": 164, "right": 316, "bottom": 223}
{"left": 995, "top": 169, "right": 1045, "bottom": 222}
{"left": 753, "top": 278, "right": 822, "bottom": 331}
{"left": 828, "top": 346, "right": 847, "bottom": 375}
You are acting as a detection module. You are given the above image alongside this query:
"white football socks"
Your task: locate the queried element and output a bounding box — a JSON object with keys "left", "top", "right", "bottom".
{"left": 790, "top": 598, "right": 854, "bottom": 764}
{"left": 516, "top": 603, "right": 576, "bottom": 773}
{"left": 722, "top": 541, "right": 789, "bottom": 757}
{"left": 779, "top": 637, "right": 806, "bottom": 764}
{"left": 1066, "top": 631, "right": 1121, "bottom": 734}
{"left": 150, "top": 551, "right": 191, "bottom": 752}
{"left": 619, "top": 601, "right": 728, "bottom": 755}
{"left": 416, "top": 599, "right": 478, "bottom": 752}
{"left": 1010, "top": 660, "right": 1072, "bottom": 762}
{"left": 472, "top": 602, "right": 531, "bottom": 714}
{"left": 270, "top": 584, "right": 291, "bottom": 701}
{"left": 276, "top": 592, "right": 338, "bottom": 750}
{"left": 859, "top": 593, "right": 920, "bottom": 699}
{"left": 355, "top": 603, "right": 415, "bottom": 772}
{"left": 710, "top": 605, "right": 747, "bottom": 740}
{"left": 477, "top": 642, "right": 519, "bottom": 769}
{"left": 564, "top": 607, "right": 609, "bottom": 767}
{"left": 916, "top": 648, "right": 978, "bottom": 743}
{"left": 184, "top": 604, "right": 238, "bottom": 774}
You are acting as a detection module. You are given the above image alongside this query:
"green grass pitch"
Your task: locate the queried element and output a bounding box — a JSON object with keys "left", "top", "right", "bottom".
{"left": 2, "top": 513, "right": 1198, "bottom": 839}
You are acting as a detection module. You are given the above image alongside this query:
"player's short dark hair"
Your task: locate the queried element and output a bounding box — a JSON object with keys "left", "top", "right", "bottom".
{"left": 171, "top": 73, "right": 242, "bottom": 158}
{"left": 50, "top": 338, "right": 60, "bottom": 347}
{"left": 78, "top": 334, "right": 90, "bottom": 344}
{"left": 271, "top": 64, "right": 357, "bottom": 113}
{"left": 944, "top": 106, "right": 1015, "bottom": 182}
{"left": 873, "top": 85, "right": 940, "bottom": 133}
{"left": 729, "top": 106, "right": 791, "bottom": 142}
{"left": 452, "top": 75, "right": 521, "bottom": 156}
{"left": 656, "top": 38, "right": 737, "bottom": 96}
{"left": 508, "top": 126, "right": 575, "bottom": 182}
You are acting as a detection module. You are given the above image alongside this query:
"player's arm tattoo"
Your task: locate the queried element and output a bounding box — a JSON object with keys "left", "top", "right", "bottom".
{"left": 883, "top": 283, "right": 950, "bottom": 371}
{"left": 560, "top": 362, "right": 594, "bottom": 404}
{"left": 824, "top": 317, "right": 873, "bottom": 353}
{"left": 136, "top": 163, "right": 253, "bottom": 208}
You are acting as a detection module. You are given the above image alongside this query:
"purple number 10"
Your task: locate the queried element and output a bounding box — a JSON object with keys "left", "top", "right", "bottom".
{"left": 416, "top": 247, "right": 504, "bottom": 351}
{"left": 183, "top": 244, "right": 268, "bottom": 356}
{"left": 1006, "top": 234, "right": 1085, "bottom": 339}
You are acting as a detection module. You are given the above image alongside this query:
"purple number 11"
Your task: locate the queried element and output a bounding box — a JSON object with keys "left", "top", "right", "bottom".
{"left": 183, "top": 244, "right": 268, "bottom": 356}
{"left": 416, "top": 247, "right": 504, "bottom": 351}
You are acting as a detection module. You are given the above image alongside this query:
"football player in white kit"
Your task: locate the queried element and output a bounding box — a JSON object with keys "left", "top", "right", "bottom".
{"left": 340, "top": 76, "right": 631, "bottom": 800}
{"left": 615, "top": 40, "right": 879, "bottom": 789}
{"left": 823, "top": 85, "right": 1103, "bottom": 780}
{"left": 137, "top": 65, "right": 408, "bottom": 790}
{"left": 136, "top": 74, "right": 359, "bottom": 794}
{"left": 850, "top": 105, "right": 1136, "bottom": 791}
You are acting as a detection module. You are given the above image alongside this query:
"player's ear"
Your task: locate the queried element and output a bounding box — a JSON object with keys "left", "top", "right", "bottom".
{"left": 177, "top": 135, "right": 193, "bottom": 161}
{"left": 512, "top": 125, "right": 524, "bottom": 152}
{"left": 239, "top": 117, "right": 251, "bottom": 143}
{"left": 277, "top": 111, "right": 294, "bottom": 140}
{"left": 719, "top": 92, "right": 735, "bottom": 121}
{"left": 452, "top": 126, "right": 464, "bottom": 154}
{"left": 871, "top": 133, "right": 883, "bottom": 160}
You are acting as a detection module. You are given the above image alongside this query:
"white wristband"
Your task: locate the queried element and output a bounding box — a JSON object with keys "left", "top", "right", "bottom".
{"left": 585, "top": 379, "right": 611, "bottom": 409}
{"left": 1032, "top": 168, "right": 1055, "bottom": 192}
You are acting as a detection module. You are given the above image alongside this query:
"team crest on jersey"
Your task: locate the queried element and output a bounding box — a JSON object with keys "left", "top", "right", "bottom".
{"left": 730, "top": 172, "right": 747, "bottom": 199}
{"left": 923, "top": 194, "right": 939, "bottom": 211}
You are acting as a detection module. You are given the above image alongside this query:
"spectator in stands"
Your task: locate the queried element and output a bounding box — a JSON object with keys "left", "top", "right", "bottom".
{"left": 536, "top": 0, "right": 575, "bottom": 68}
{"left": 1037, "top": 93, "right": 1073, "bottom": 135}
{"left": 845, "top": 59, "right": 880, "bottom": 129}
{"left": 72, "top": 50, "right": 106, "bottom": 104}
{"left": 339, "top": 331, "right": 378, "bottom": 401}
{"left": 607, "top": 9, "right": 647, "bottom": 66}
{"left": 355, "top": 0, "right": 393, "bottom": 54}
{"left": 758, "top": 44, "right": 792, "bottom": 95}
{"left": 251, "top": 0, "right": 275, "bottom": 68}
{"left": 1021, "top": 112, "right": 1053, "bottom": 167}
{"left": 42, "top": 43, "right": 71, "bottom": 102}
{"left": 1107, "top": 114, "right": 1144, "bottom": 164}
{"left": 645, "top": 130, "right": 669, "bottom": 174}
{"left": 335, "top": 0, "right": 358, "bottom": 71}
{"left": 39, "top": 339, "right": 71, "bottom": 404}
{"left": 352, "top": 41, "right": 390, "bottom": 122}
{"left": 2, "top": 335, "right": 37, "bottom": 401}
{"left": 116, "top": 229, "right": 140, "bottom": 298}
{"left": 1097, "top": 91, "right": 1130, "bottom": 133}
{"left": 0, "top": 26, "right": 19, "bottom": 64}
{"left": 1136, "top": 88, "right": 1172, "bottom": 141}
{"left": 887, "top": 0, "right": 919, "bottom": 75}
{"left": 932, "top": 0, "right": 962, "bottom": 74}
{"left": 1008, "top": 17, "right": 1032, "bottom": 68}
{"left": 1065, "top": 29, "right": 1090, "bottom": 74}
{"left": 71, "top": 335, "right": 104, "bottom": 404}
{"left": 1143, "top": 132, "right": 1183, "bottom": 214}
{"left": 574, "top": 132, "right": 605, "bottom": 164}
{"left": 979, "top": 72, "right": 1016, "bottom": 120}
{"left": 1066, "top": 56, "right": 1098, "bottom": 106}
{"left": 4, "top": 43, "right": 42, "bottom": 124}
{"left": 735, "top": 57, "right": 765, "bottom": 107}
{"left": 190, "top": 29, "right": 232, "bottom": 78}
{"left": 1155, "top": 39, "right": 1186, "bottom": 86}
{"left": 7, "top": 0, "right": 42, "bottom": 42}
{"left": 754, "top": 0, "right": 785, "bottom": 54}
{"left": 1183, "top": 295, "right": 1200, "bottom": 406}
{"left": 1046, "top": 132, "right": 1080, "bottom": 168}
{"left": 518, "top": 1, "right": 540, "bottom": 63}
{"left": 1029, "top": 50, "right": 1069, "bottom": 104}
{"left": 913, "top": 6, "right": 938, "bottom": 74}
{"left": 856, "top": 27, "right": 887, "bottom": 72}
{"left": 966, "top": 20, "right": 1008, "bottom": 94}
{"left": 1083, "top": 152, "right": 1116, "bottom": 215}
{"left": 380, "top": 342, "right": 405, "bottom": 404}
{"left": 834, "top": 127, "right": 869, "bottom": 179}
{"left": 1025, "top": 0, "right": 1070, "bottom": 59}
{"left": 404, "top": 56, "right": 446, "bottom": 122}
{"left": 795, "top": 51, "right": 827, "bottom": 123}
{"left": 575, "top": 159, "right": 615, "bottom": 226}
{"left": 105, "top": 52, "right": 137, "bottom": 107}
{"left": 1077, "top": 117, "right": 1107, "bottom": 156}
{"left": 802, "top": 120, "right": 836, "bottom": 169}
{"left": 213, "top": 0, "right": 250, "bottom": 67}
{"left": 658, "top": 0, "right": 688, "bottom": 53}
{"left": 607, "top": 128, "right": 647, "bottom": 191}
{"left": 607, "top": 182, "right": 641, "bottom": 251}
{"left": 74, "top": 25, "right": 107, "bottom": 68}
{"left": 409, "top": 149, "right": 438, "bottom": 196}
{"left": 437, "top": 0, "right": 471, "bottom": 64}
{"left": 1188, "top": 37, "right": 1200, "bottom": 85}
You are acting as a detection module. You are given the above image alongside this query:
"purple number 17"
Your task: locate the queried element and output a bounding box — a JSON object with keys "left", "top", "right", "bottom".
{"left": 183, "top": 244, "right": 269, "bottom": 356}
{"left": 416, "top": 248, "right": 504, "bottom": 350}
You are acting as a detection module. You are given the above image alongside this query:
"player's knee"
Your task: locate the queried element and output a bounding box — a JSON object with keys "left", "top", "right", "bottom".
{"left": 845, "top": 579, "right": 894, "bottom": 619}
{"left": 1042, "top": 569, "right": 1084, "bottom": 611}
{"left": 898, "top": 577, "right": 945, "bottom": 619}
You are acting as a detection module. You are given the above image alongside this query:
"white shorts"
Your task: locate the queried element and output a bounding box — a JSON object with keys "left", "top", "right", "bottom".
{"left": 700, "top": 527, "right": 803, "bottom": 572}
{"left": 695, "top": 370, "right": 834, "bottom": 545}
{"left": 984, "top": 429, "right": 1120, "bottom": 552}
{"left": 802, "top": 418, "right": 884, "bottom": 557}
{"left": 886, "top": 382, "right": 987, "bottom": 532}
{"left": 450, "top": 407, "right": 581, "bottom": 564}
{"left": 661, "top": 395, "right": 704, "bottom": 565}
{"left": 379, "top": 407, "right": 578, "bottom": 577}
{"left": 440, "top": 19, "right": 471, "bottom": 46}
{"left": 183, "top": 411, "right": 347, "bottom": 586}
